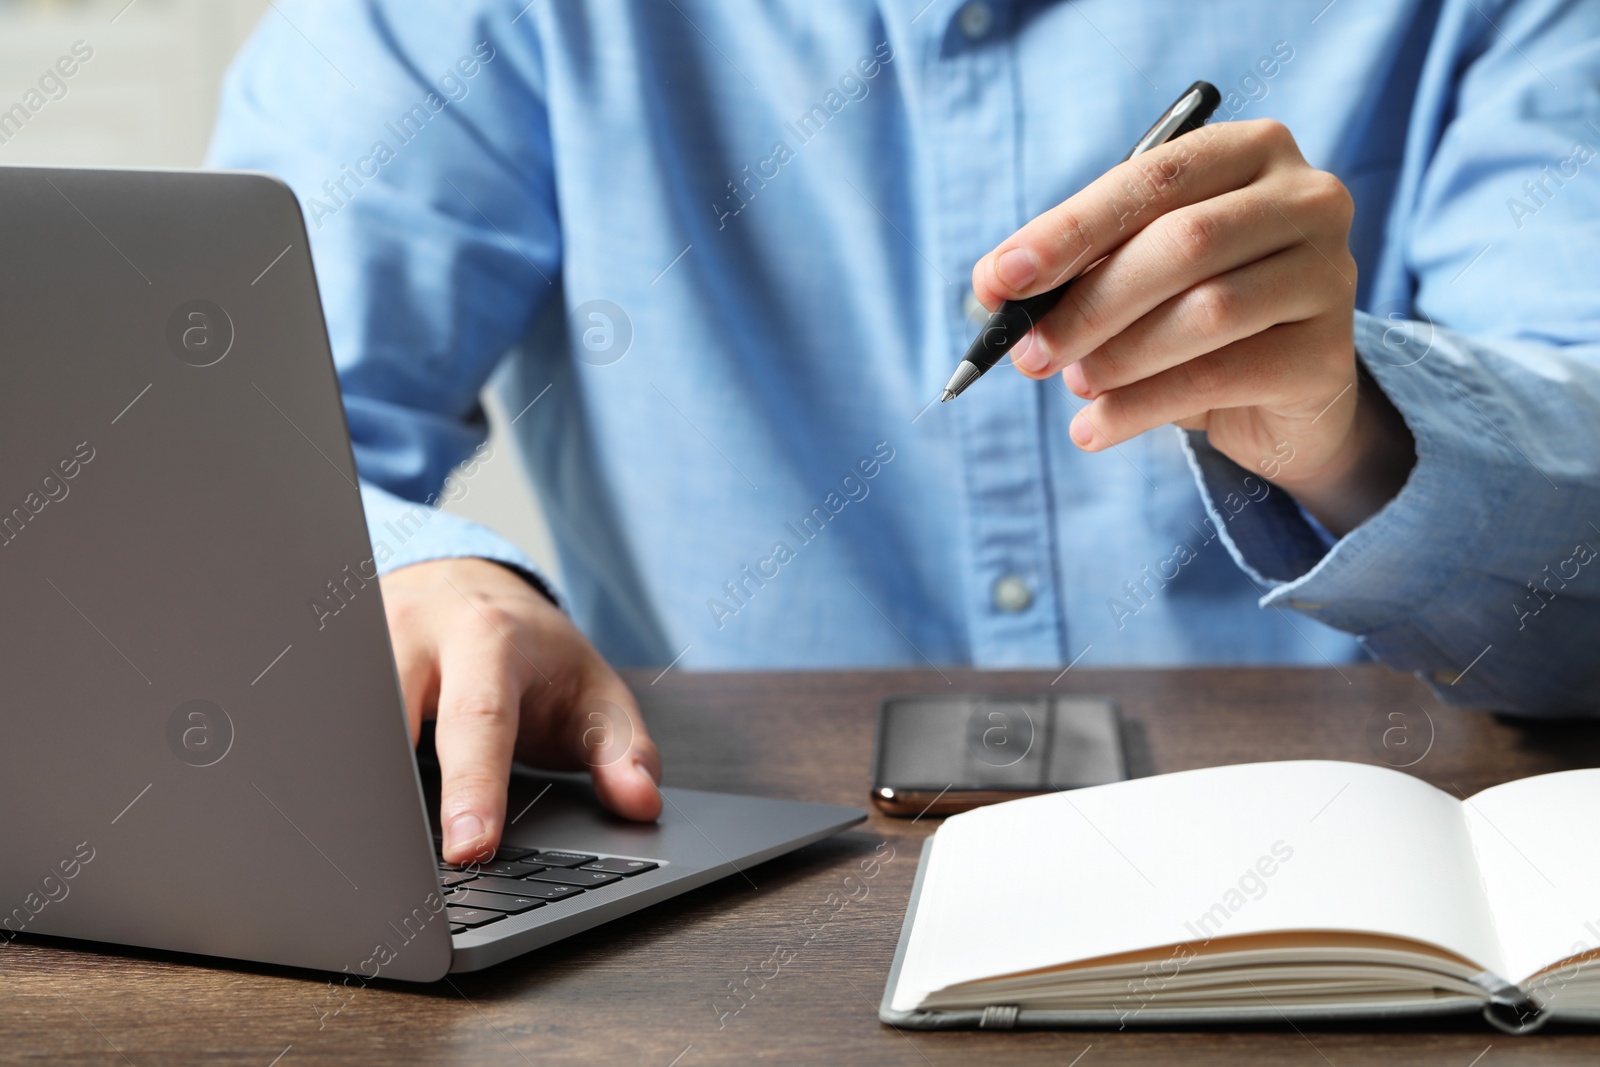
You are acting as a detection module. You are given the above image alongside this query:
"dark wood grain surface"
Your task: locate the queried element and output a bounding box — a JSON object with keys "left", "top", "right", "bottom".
{"left": 8, "top": 666, "right": 1600, "bottom": 1066}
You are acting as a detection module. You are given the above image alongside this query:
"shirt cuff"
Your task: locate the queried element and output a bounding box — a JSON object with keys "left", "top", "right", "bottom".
{"left": 359, "top": 482, "right": 562, "bottom": 607}
{"left": 1179, "top": 311, "right": 1532, "bottom": 712}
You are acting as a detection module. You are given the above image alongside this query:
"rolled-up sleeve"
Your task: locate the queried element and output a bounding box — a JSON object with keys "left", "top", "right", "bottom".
{"left": 1188, "top": 319, "right": 1600, "bottom": 716}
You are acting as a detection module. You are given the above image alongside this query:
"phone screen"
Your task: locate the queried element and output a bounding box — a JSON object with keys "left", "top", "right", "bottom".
{"left": 873, "top": 694, "right": 1126, "bottom": 803}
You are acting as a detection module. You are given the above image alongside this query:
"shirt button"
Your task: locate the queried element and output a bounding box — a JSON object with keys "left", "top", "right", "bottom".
{"left": 957, "top": 1, "right": 993, "bottom": 40}
{"left": 992, "top": 574, "right": 1032, "bottom": 613}
{"left": 962, "top": 288, "right": 988, "bottom": 324}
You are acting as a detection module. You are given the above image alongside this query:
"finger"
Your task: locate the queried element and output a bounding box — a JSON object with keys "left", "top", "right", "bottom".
{"left": 1021, "top": 179, "right": 1317, "bottom": 374}
{"left": 381, "top": 578, "right": 437, "bottom": 748}
{"left": 560, "top": 674, "right": 662, "bottom": 822}
{"left": 389, "top": 627, "right": 435, "bottom": 749}
{"left": 1063, "top": 243, "right": 1340, "bottom": 399}
{"left": 973, "top": 119, "right": 1302, "bottom": 307}
{"left": 434, "top": 637, "right": 523, "bottom": 864}
{"left": 1068, "top": 320, "right": 1348, "bottom": 451}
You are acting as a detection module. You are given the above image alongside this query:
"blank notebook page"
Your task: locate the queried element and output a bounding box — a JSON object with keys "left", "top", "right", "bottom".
{"left": 892, "top": 761, "right": 1504, "bottom": 1012}
{"left": 1463, "top": 768, "right": 1600, "bottom": 987}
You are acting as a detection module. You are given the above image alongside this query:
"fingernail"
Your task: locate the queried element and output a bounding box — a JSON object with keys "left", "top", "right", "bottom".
{"left": 633, "top": 759, "right": 658, "bottom": 788}
{"left": 995, "top": 248, "right": 1039, "bottom": 292}
{"left": 446, "top": 812, "right": 484, "bottom": 853}
{"left": 1070, "top": 413, "right": 1095, "bottom": 448}
{"left": 1062, "top": 361, "right": 1089, "bottom": 397}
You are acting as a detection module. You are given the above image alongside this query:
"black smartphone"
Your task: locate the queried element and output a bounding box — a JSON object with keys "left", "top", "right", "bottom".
{"left": 871, "top": 693, "right": 1128, "bottom": 817}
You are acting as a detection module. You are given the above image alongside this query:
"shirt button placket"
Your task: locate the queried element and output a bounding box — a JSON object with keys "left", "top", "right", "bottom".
{"left": 928, "top": 1, "right": 1064, "bottom": 666}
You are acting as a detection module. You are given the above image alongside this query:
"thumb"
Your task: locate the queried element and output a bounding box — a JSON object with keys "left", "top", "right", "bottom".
{"left": 568, "top": 688, "right": 662, "bottom": 822}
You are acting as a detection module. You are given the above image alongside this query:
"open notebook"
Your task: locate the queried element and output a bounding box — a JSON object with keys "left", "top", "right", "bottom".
{"left": 880, "top": 761, "right": 1600, "bottom": 1034}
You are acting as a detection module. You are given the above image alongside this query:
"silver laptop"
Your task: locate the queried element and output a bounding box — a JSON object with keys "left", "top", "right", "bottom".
{"left": 0, "top": 165, "right": 864, "bottom": 982}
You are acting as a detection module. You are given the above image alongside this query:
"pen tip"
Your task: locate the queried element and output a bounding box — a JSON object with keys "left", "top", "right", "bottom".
{"left": 940, "top": 390, "right": 955, "bottom": 403}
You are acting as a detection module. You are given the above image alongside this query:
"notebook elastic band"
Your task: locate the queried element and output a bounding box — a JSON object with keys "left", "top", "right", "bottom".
{"left": 978, "top": 1004, "right": 1020, "bottom": 1029}
{"left": 1470, "top": 971, "right": 1547, "bottom": 1035}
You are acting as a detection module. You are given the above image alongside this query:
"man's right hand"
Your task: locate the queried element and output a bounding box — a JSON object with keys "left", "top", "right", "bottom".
{"left": 379, "top": 557, "right": 662, "bottom": 866}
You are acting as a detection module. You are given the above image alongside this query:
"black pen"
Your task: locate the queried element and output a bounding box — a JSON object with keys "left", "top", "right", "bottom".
{"left": 941, "top": 80, "right": 1223, "bottom": 403}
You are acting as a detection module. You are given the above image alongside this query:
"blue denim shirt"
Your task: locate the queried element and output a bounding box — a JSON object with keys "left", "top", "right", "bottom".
{"left": 208, "top": 0, "right": 1600, "bottom": 713}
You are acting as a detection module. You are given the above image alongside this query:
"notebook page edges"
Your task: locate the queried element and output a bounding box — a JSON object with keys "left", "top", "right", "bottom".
{"left": 890, "top": 760, "right": 1505, "bottom": 1013}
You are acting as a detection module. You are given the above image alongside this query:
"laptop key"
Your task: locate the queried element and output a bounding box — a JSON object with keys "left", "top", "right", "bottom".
{"left": 470, "top": 859, "right": 549, "bottom": 878}
{"left": 467, "top": 874, "right": 586, "bottom": 902}
{"left": 438, "top": 868, "right": 479, "bottom": 887}
{"left": 516, "top": 882, "right": 586, "bottom": 901}
{"left": 445, "top": 906, "right": 505, "bottom": 928}
{"left": 449, "top": 924, "right": 467, "bottom": 935}
{"left": 460, "top": 874, "right": 540, "bottom": 896}
{"left": 445, "top": 889, "right": 546, "bottom": 915}
{"left": 489, "top": 846, "right": 536, "bottom": 862}
{"left": 580, "top": 858, "right": 659, "bottom": 876}
{"left": 526, "top": 850, "right": 598, "bottom": 869}
{"left": 525, "top": 867, "right": 621, "bottom": 888}
{"left": 438, "top": 851, "right": 537, "bottom": 870}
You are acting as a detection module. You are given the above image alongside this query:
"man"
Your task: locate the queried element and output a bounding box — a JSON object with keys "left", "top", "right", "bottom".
{"left": 208, "top": 0, "right": 1600, "bottom": 864}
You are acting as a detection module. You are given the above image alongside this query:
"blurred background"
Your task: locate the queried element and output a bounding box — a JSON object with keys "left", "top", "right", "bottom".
{"left": 0, "top": 0, "right": 562, "bottom": 578}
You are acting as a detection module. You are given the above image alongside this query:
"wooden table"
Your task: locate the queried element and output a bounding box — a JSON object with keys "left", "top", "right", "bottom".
{"left": 9, "top": 666, "right": 1600, "bottom": 1065}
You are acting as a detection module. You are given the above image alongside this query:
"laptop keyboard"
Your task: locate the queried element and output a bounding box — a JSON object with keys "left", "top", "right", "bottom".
{"left": 433, "top": 840, "right": 662, "bottom": 935}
